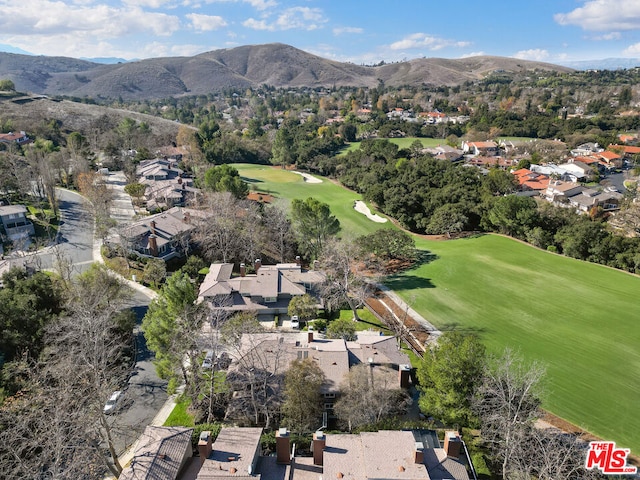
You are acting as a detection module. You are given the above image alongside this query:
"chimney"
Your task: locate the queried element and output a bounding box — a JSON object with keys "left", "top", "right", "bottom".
{"left": 444, "top": 431, "right": 462, "bottom": 459}
{"left": 254, "top": 258, "right": 262, "bottom": 273}
{"left": 148, "top": 234, "right": 158, "bottom": 257}
{"left": 276, "top": 428, "right": 290, "bottom": 465}
{"left": 312, "top": 431, "right": 325, "bottom": 466}
{"left": 308, "top": 331, "right": 314, "bottom": 343}
{"left": 399, "top": 364, "right": 411, "bottom": 389}
{"left": 414, "top": 442, "right": 424, "bottom": 464}
{"left": 240, "top": 263, "right": 246, "bottom": 277}
{"left": 295, "top": 255, "right": 301, "bottom": 266}
{"left": 177, "top": 176, "right": 182, "bottom": 184}
{"left": 150, "top": 220, "right": 156, "bottom": 235}
{"left": 198, "top": 431, "right": 213, "bottom": 465}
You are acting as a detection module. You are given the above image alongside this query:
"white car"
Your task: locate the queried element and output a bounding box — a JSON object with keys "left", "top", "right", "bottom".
{"left": 290, "top": 315, "right": 299, "bottom": 329}
{"left": 202, "top": 350, "right": 214, "bottom": 369}
{"left": 103, "top": 390, "right": 123, "bottom": 415}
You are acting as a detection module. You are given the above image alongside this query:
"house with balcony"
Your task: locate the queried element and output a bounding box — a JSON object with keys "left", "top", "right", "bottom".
{"left": 0, "top": 205, "right": 35, "bottom": 242}
{"left": 198, "top": 261, "right": 325, "bottom": 324}
{"left": 136, "top": 158, "right": 199, "bottom": 211}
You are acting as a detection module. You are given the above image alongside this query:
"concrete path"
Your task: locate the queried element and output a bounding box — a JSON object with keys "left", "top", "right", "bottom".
{"left": 103, "top": 171, "right": 136, "bottom": 224}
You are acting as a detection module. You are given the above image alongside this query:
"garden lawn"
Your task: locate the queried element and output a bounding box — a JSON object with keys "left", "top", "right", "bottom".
{"left": 393, "top": 234, "right": 640, "bottom": 454}
{"left": 234, "top": 164, "right": 394, "bottom": 238}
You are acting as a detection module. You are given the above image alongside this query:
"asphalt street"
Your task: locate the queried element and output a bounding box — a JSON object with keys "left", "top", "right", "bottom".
{"left": 109, "top": 293, "right": 168, "bottom": 456}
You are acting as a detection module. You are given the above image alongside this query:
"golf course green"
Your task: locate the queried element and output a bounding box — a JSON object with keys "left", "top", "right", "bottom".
{"left": 235, "top": 163, "right": 640, "bottom": 454}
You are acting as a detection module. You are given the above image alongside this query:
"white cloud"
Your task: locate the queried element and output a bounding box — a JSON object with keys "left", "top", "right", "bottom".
{"left": 460, "top": 51, "right": 486, "bottom": 58}
{"left": 199, "top": 0, "right": 277, "bottom": 10}
{"left": 593, "top": 32, "right": 622, "bottom": 40}
{"left": 390, "top": 33, "right": 470, "bottom": 51}
{"left": 122, "top": 0, "right": 177, "bottom": 8}
{"left": 0, "top": 0, "right": 183, "bottom": 58}
{"left": 187, "top": 13, "right": 227, "bottom": 31}
{"left": 242, "top": 18, "right": 270, "bottom": 30}
{"left": 513, "top": 49, "right": 550, "bottom": 61}
{"left": 623, "top": 43, "right": 640, "bottom": 56}
{"left": 243, "top": 6, "right": 327, "bottom": 31}
{"left": 0, "top": 1, "right": 179, "bottom": 38}
{"left": 333, "top": 26, "right": 363, "bottom": 35}
{"left": 555, "top": 0, "right": 640, "bottom": 31}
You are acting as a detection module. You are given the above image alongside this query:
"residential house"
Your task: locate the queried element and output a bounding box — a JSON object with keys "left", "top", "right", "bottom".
{"left": 557, "top": 161, "right": 596, "bottom": 182}
{"left": 198, "top": 261, "right": 325, "bottom": 324}
{"left": 618, "top": 133, "right": 638, "bottom": 144}
{"left": 194, "top": 427, "right": 470, "bottom": 480}
{"left": 0, "top": 205, "right": 35, "bottom": 242}
{"left": 116, "top": 206, "right": 205, "bottom": 260}
{"left": 461, "top": 141, "right": 499, "bottom": 156}
{"left": 570, "top": 142, "right": 603, "bottom": 157}
{"left": 136, "top": 158, "right": 199, "bottom": 211}
{"left": 424, "top": 145, "right": 465, "bottom": 162}
{"left": 595, "top": 150, "right": 623, "bottom": 169}
{"left": 119, "top": 426, "right": 193, "bottom": 480}
{"left": 466, "top": 156, "right": 516, "bottom": 169}
{"left": 608, "top": 144, "right": 640, "bottom": 163}
{"left": 545, "top": 180, "right": 584, "bottom": 205}
{"left": 511, "top": 168, "right": 550, "bottom": 192}
{"left": 569, "top": 188, "right": 623, "bottom": 213}
{"left": 223, "top": 330, "right": 411, "bottom": 425}
{"left": 0, "top": 131, "right": 31, "bottom": 146}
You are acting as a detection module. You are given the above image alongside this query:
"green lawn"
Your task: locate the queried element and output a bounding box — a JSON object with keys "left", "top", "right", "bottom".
{"left": 235, "top": 163, "right": 640, "bottom": 453}
{"left": 339, "top": 137, "right": 447, "bottom": 155}
{"left": 164, "top": 397, "right": 195, "bottom": 427}
{"left": 234, "top": 164, "right": 394, "bottom": 238}
{"left": 399, "top": 234, "right": 640, "bottom": 453}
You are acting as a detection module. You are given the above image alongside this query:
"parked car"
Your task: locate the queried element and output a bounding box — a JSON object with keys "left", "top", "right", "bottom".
{"left": 103, "top": 391, "right": 123, "bottom": 415}
{"left": 290, "top": 315, "right": 299, "bottom": 329}
{"left": 202, "top": 350, "right": 214, "bottom": 369}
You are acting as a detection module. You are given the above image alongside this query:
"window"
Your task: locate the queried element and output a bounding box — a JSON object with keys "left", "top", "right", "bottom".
{"left": 264, "top": 297, "right": 276, "bottom": 303}
{"left": 324, "top": 403, "right": 334, "bottom": 410}
{"left": 324, "top": 393, "right": 335, "bottom": 399}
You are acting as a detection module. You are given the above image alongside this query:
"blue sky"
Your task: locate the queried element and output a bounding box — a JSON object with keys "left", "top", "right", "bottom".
{"left": 2, "top": 0, "right": 640, "bottom": 64}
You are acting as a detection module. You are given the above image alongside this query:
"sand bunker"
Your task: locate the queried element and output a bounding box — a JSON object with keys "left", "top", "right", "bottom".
{"left": 292, "top": 171, "right": 322, "bottom": 184}
{"left": 354, "top": 200, "right": 388, "bottom": 223}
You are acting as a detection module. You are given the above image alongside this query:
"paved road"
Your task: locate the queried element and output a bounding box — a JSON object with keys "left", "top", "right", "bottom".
{"left": 109, "top": 292, "right": 168, "bottom": 456}
{"left": 9, "top": 188, "right": 95, "bottom": 273}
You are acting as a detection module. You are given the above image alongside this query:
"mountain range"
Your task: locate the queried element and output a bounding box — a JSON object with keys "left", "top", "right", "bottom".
{"left": 0, "top": 43, "right": 574, "bottom": 101}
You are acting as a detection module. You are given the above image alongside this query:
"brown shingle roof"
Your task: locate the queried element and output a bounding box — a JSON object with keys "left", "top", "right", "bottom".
{"left": 119, "top": 426, "right": 193, "bottom": 480}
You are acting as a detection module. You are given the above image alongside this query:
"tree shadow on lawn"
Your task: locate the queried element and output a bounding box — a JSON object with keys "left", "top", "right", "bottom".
{"left": 384, "top": 274, "right": 435, "bottom": 291}
{"left": 240, "top": 176, "right": 264, "bottom": 184}
{"left": 437, "top": 322, "right": 490, "bottom": 335}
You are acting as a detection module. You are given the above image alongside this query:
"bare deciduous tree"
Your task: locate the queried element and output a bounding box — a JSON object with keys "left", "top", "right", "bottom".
{"left": 194, "top": 192, "right": 263, "bottom": 264}
{"left": 0, "top": 263, "right": 134, "bottom": 478}
{"left": 334, "top": 363, "right": 410, "bottom": 432}
{"left": 473, "top": 349, "right": 546, "bottom": 480}
{"left": 320, "top": 238, "right": 379, "bottom": 321}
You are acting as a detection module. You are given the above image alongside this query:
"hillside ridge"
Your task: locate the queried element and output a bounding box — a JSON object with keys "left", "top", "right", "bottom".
{"left": 0, "top": 43, "right": 573, "bottom": 100}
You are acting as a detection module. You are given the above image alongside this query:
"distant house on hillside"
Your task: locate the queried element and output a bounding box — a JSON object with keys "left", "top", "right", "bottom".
{"left": 0, "top": 131, "right": 31, "bottom": 146}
